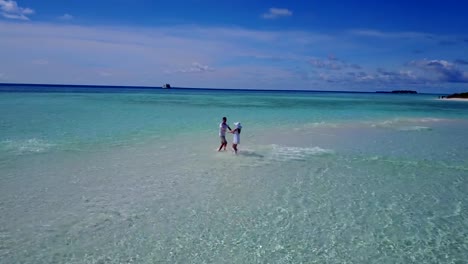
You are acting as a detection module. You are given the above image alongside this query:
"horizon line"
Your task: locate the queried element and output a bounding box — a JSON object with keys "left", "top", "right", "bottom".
{"left": 0, "top": 82, "right": 440, "bottom": 95}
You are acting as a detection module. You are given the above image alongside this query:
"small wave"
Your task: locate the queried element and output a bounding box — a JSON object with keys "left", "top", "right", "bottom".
{"left": 369, "top": 119, "right": 407, "bottom": 128}
{"left": 270, "top": 145, "right": 333, "bottom": 161}
{"left": 295, "top": 122, "right": 340, "bottom": 131}
{"left": 416, "top": 118, "right": 445, "bottom": 122}
{"left": 1, "top": 139, "right": 55, "bottom": 154}
{"left": 367, "top": 117, "right": 445, "bottom": 131}
{"left": 397, "top": 126, "right": 432, "bottom": 131}
{"left": 305, "top": 122, "right": 340, "bottom": 128}
{"left": 369, "top": 117, "right": 445, "bottom": 128}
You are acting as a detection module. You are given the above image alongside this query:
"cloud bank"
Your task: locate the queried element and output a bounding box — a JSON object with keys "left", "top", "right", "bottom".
{"left": 409, "top": 59, "right": 468, "bottom": 83}
{"left": 1, "top": 20, "right": 467, "bottom": 91}
{"left": 0, "top": 0, "right": 34, "bottom": 20}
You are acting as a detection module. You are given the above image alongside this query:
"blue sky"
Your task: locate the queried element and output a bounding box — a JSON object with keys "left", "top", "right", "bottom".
{"left": 1, "top": 0, "right": 468, "bottom": 92}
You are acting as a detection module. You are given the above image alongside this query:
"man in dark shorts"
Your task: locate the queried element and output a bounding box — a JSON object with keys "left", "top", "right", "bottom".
{"left": 218, "top": 117, "right": 232, "bottom": 151}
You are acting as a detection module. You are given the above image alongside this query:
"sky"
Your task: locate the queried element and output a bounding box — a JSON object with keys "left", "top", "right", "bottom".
{"left": 1, "top": 0, "right": 468, "bottom": 92}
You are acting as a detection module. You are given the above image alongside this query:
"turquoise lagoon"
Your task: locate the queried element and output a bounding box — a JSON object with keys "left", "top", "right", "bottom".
{"left": 1, "top": 85, "right": 467, "bottom": 263}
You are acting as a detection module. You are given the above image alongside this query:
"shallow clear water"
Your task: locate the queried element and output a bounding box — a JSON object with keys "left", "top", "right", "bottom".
{"left": 1, "top": 86, "right": 467, "bottom": 263}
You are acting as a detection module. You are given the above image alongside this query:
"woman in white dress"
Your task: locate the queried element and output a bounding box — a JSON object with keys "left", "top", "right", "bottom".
{"left": 230, "top": 122, "right": 242, "bottom": 154}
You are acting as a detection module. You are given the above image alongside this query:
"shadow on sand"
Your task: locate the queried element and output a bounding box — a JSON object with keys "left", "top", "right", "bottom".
{"left": 238, "top": 150, "right": 264, "bottom": 158}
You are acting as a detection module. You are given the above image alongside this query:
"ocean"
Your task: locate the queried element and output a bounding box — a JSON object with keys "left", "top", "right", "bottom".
{"left": 1, "top": 85, "right": 467, "bottom": 263}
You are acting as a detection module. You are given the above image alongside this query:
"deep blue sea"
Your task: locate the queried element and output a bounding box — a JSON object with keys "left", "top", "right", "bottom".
{"left": 1, "top": 84, "right": 467, "bottom": 263}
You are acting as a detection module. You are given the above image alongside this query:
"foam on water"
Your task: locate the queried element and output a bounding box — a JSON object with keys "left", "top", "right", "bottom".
{"left": 368, "top": 117, "right": 443, "bottom": 128}
{"left": 294, "top": 117, "right": 448, "bottom": 134}
{"left": 269, "top": 144, "right": 334, "bottom": 161}
{"left": 293, "top": 121, "right": 341, "bottom": 131}
{"left": 397, "top": 126, "right": 432, "bottom": 131}
{"left": 212, "top": 144, "right": 334, "bottom": 169}
{"left": 0, "top": 138, "right": 55, "bottom": 154}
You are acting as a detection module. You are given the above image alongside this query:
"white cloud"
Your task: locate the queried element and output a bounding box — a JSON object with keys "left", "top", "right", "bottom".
{"left": 58, "top": 13, "right": 73, "bottom": 20}
{"left": 0, "top": 0, "right": 34, "bottom": 20}
{"left": 309, "top": 57, "right": 343, "bottom": 70}
{"left": 262, "top": 8, "right": 292, "bottom": 19}
{"left": 408, "top": 59, "right": 468, "bottom": 83}
{"left": 166, "top": 62, "right": 215, "bottom": 74}
{"left": 317, "top": 68, "right": 425, "bottom": 85}
{"left": 182, "top": 62, "right": 214, "bottom": 73}
{"left": 309, "top": 56, "right": 362, "bottom": 71}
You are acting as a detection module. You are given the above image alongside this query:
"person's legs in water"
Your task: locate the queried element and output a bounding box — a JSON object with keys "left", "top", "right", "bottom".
{"left": 232, "top": 143, "right": 238, "bottom": 154}
{"left": 218, "top": 136, "right": 227, "bottom": 151}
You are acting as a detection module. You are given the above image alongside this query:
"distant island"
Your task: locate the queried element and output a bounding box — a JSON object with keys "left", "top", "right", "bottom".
{"left": 376, "top": 90, "right": 417, "bottom": 94}
{"left": 439, "top": 92, "right": 468, "bottom": 99}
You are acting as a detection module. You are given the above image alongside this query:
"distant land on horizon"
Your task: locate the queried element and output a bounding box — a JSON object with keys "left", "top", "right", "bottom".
{"left": 442, "top": 92, "right": 468, "bottom": 99}
{"left": 376, "top": 90, "right": 418, "bottom": 94}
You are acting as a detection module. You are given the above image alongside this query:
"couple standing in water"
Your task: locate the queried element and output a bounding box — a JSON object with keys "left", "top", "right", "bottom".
{"left": 218, "top": 117, "right": 242, "bottom": 154}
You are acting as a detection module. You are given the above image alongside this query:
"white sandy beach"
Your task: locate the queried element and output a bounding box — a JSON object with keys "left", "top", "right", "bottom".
{"left": 437, "top": 98, "right": 468, "bottom": 102}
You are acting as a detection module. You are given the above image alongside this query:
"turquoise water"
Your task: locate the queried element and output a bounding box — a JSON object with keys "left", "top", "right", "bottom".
{"left": 1, "top": 86, "right": 467, "bottom": 263}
